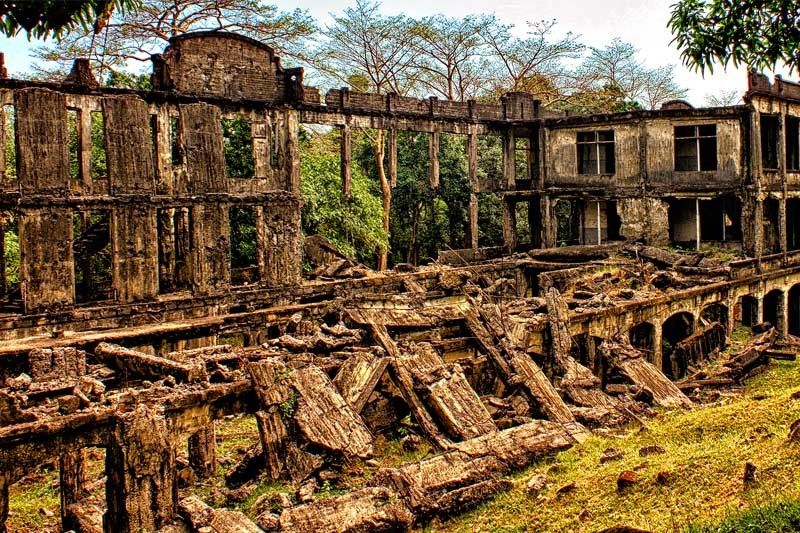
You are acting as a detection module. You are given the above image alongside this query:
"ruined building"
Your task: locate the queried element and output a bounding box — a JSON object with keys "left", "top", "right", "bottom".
{"left": 0, "top": 31, "right": 799, "bottom": 533}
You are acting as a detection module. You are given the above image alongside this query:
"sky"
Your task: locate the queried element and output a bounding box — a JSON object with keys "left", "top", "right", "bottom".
{"left": 0, "top": 0, "right": 792, "bottom": 106}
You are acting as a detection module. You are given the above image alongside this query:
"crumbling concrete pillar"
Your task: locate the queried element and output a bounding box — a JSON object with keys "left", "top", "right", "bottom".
{"left": 467, "top": 128, "right": 479, "bottom": 250}
{"left": 188, "top": 423, "right": 217, "bottom": 479}
{"left": 429, "top": 130, "right": 440, "bottom": 188}
{"left": 60, "top": 449, "right": 89, "bottom": 529}
{"left": 340, "top": 121, "right": 351, "bottom": 199}
{"left": 0, "top": 476, "right": 8, "bottom": 533}
{"left": 652, "top": 323, "right": 663, "bottom": 373}
{"left": 502, "top": 129, "right": 516, "bottom": 190}
{"left": 503, "top": 198, "right": 517, "bottom": 252}
{"left": 779, "top": 290, "right": 789, "bottom": 335}
{"left": 104, "top": 404, "right": 176, "bottom": 533}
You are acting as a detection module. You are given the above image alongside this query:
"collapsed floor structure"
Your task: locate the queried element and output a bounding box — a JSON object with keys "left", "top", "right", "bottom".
{"left": 1, "top": 31, "right": 800, "bottom": 532}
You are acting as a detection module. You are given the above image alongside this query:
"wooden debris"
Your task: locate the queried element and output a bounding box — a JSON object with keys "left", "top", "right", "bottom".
{"left": 179, "top": 496, "right": 263, "bottom": 532}
{"left": 332, "top": 351, "right": 389, "bottom": 413}
{"left": 464, "top": 302, "right": 578, "bottom": 425}
{"left": 278, "top": 487, "right": 414, "bottom": 533}
{"left": 373, "top": 420, "right": 576, "bottom": 517}
{"left": 291, "top": 365, "right": 373, "bottom": 458}
{"left": 393, "top": 342, "right": 496, "bottom": 441}
{"left": 370, "top": 324, "right": 452, "bottom": 449}
{"left": 600, "top": 337, "right": 692, "bottom": 409}
{"left": 247, "top": 358, "right": 373, "bottom": 484}
{"left": 95, "top": 342, "right": 207, "bottom": 383}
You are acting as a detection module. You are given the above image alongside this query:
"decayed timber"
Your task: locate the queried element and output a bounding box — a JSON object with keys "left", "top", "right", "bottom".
{"left": 279, "top": 487, "right": 414, "bottom": 533}
{"left": 600, "top": 337, "right": 692, "bottom": 409}
{"left": 291, "top": 365, "right": 374, "bottom": 459}
{"left": 180, "top": 496, "right": 263, "bottom": 533}
{"left": 465, "top": 303, "right": 577, "bottom": 424}
{"left": 95, "top": 342, "right": 208, "bottom": 383}
{"left": 509, "top": 353, "right": 577, "bottom": 423}
{"left": 393, "top": 342, "right": 496, "bottom": 440}
{"left": 332, "top": 351, "right": 389, "bottom": 412}
{"left": 247, "top": 359, "right": 374, "bottom": 462}
{"left": 544, "top": 287, "right": 598, "bottom": 382}
{"left": 370, "top": 323, "right": 452, "bottom": 449}
{"left": 374, "top": 420, "right": 576, "bottom": 516}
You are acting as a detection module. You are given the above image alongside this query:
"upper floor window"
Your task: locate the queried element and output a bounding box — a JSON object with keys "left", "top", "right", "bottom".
{"left": 786, "top": 116, "right": 800, "bottom": 171}
{"left": 760, "top": 114, "right": 779, "bottom": 170}
{"left": 675, "top": 124, "right": 717, "bottom": 172}
{"left": 577, "top": 130, "right": 615, "bottom": 175}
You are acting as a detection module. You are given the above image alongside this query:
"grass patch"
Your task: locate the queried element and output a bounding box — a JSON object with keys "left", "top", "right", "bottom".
{"left": 686, "top": 500, "right": 800, "bottom": 532}
{"left": 427, "top": 361, "right": 800, "bottom": 533}
{"left": 7, "top": 466, "right": 60, "bottom": 531}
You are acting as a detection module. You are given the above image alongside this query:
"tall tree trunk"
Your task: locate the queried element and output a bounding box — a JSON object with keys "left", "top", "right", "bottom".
{"left": 375, "top": 129, "right": 391, "bottom": 270}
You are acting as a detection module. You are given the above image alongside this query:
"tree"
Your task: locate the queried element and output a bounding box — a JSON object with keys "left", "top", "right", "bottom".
{"left": 481, "top": 19, "right": 584, "bottom": 105}
{"left": 705, "top": 90, "right": 741, "bottom": 107}
{"left": 0, "top": 0, "right": 137, "bottom": 40}
{"left": 299, "top": 126, "right": 387, "bottom": 267}
{"left": 313, "top": 0, "right": 418, "bottom": 269}
{"left": 669, "top": 0, "right": 800, "bottom": 73}
{"left": 578, "top": 39, "right": 687, "bottom": 110}
{"left": 32, "top": 0, "right": 316, "bottom": 79}
{"left": 408, "top": 14, "right": 498, "bottom": 101}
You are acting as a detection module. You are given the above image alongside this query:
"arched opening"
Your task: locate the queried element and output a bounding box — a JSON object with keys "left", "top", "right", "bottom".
{"left": 629, "top": 322, "right": 657, "bottom": 363}
{"left": 763, "top": 289, "right": 784, "bottom": 331}
{"left": 737, "top": 295, "right": 758, "bottom": 327}
{"left": 661, "top": 311, "right": 695, "bottom": 379}
{"left": 700, "top": 302, "right": 728, "bottom": 327}
{"left": 788, "top": 284, "right": 800, "bottom": 335}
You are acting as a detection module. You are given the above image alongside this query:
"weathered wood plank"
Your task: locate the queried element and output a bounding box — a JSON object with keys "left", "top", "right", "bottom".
{"left": 291, "top": 365, "right": 374, "bottom": 459}
{"left": 95, "top": 342, "right": 207, "bottom": 383}
{"left": 279, "top": 487, "right": 414, "bottom": 533}
{"left": 332, "top": 351, "right": 389, "bottom": 413}
{"left": 395, "top": 342, "right": 496, "bottom": 440}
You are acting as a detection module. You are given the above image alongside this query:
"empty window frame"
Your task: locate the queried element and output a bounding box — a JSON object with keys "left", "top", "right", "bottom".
{"left": 169, "top": 116, "right": 182, "bottom": 165}
{"left": 760, "top": 114, "right": 779, "bottom": 170}
{"left": 787, "top": 116, "right": 800, "bottom": 171}
{"left": 230, "top": 206, "right": 259, "bottom": 285}
{"left": 2, "top": 104, "right": 15, "bottom": 183}
{"left": 90, "top": 111, "right": 107, "bottom": 181}
{"left": 577, "top": 130, "right": 615, "bottom": 175}
{"left": 674, "top": 124, "right": 717, "bottom": 171}
{"left": 515, "top": 137, "right": 531, "bottom": 180}
{"left": 222, "top": 115, "right": 255, "bottom": 179}
{"left": 67, "top": 109, "right": 80, "bottom": 181}
{"left": 72, "top": 210, "right": 112, "bottom": 303}
{"left": 0, "top": 211, "right": 20, "bottom": 312}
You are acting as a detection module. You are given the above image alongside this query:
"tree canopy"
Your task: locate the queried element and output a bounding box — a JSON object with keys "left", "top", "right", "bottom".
{"left": 30, "top": 0, "right": 316, "bottom": 79}
{"left": 669, "top": 0, "right": 800, "bottom": 73}
{"left": 0, "top": 0, "right": 138, "bottom": 40}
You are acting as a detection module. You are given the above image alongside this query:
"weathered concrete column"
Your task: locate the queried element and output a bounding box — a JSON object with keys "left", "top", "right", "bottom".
{"left": 652, "top": 324, "right": 663, "bottom": 373}
{"left": 429, "top": 130, "right": 440, "bottom": 188}
{"left": 60, "top": 449, "right": 89, "bottom": 529}
{"left": 467, "top": 128, "right": 479, "bottom": 250}
{"left": 0, "top": 476, "right": 8, "bottom": 533}
{"left": 695, "top": 198, "right": 701, "bottom": 251}
{"left": 387, "top": 128, "right": 398, "bottom": 188}
{"left": 188, "top": 423, "right": 217, "bottom": 479}
{"left": 104, "top": 404, "right": 177, "bottom": 533}
{"left": 502, "top": 198, "right": 517, "bottom": 251}
{"left": 340, "top": 121, "right": 351, "bottom": 199}
{"left": 502, "top": 129, "right": 516, "bottom": 190}
{"left": 779, "top": 290, "right": 789, "bottom": 335}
